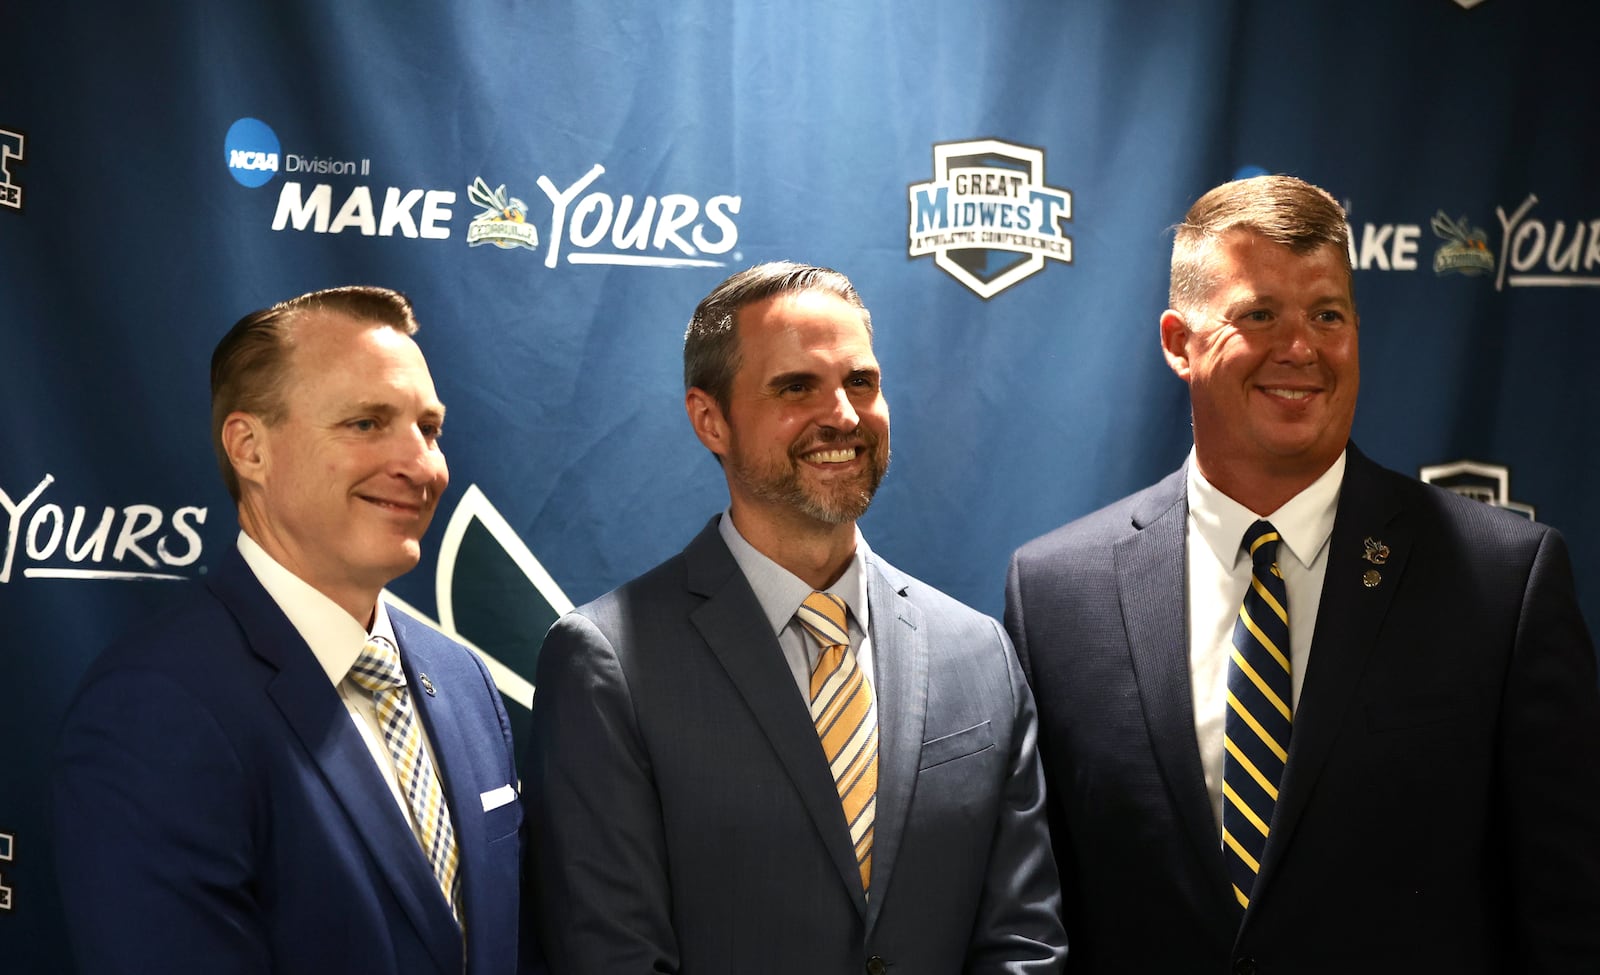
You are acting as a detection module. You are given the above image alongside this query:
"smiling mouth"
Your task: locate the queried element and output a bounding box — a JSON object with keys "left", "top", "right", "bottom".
{"left": 360, "top": 495, "right": 425, "bottom": 514}
{"left": 1262, "top": 387, "right": 1314, "bottom": 400}
{"left": 803, "top": 447, "right": 859, "bottom": 464}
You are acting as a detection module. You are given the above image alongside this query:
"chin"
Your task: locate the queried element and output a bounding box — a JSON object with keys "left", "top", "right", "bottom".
{"left": 371, "top": 546, "right": 423, "bottom": 580}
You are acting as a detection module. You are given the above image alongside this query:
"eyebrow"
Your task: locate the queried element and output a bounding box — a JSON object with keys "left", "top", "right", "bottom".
{"left": 347, "top": 399, "right": 447, "bottom": 421}
{"left": 764, "top": 371, "right": 818, "bottom": 392}
{"left": 764, "top": 364, "right": 880, "bottom": 389}
{"left": 1223, "top": 292, "right": 1352, "bottom": 311}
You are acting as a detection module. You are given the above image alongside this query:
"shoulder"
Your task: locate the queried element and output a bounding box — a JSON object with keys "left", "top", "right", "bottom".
{"left": 537, "top": 545, "right": 703, "bottom": 678}
{"left": 1012, "top": 470, "right": 1183, "bottom": 568}
{"left": 57, "top": 583, "right": 262, "bottom": 781}
{"left": 871, "top": 555, "right": 1004, "bottom": 643}
{"left": 570, "top": 547, "right": 696, "bottom": 634}
{"left": 74, "top": 581, "right": 253, "bottom": 696}
{"left": 1353, "top": 455, "right": 1554, "bottom": 556}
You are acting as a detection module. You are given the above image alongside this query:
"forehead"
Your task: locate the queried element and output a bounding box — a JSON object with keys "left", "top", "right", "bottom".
{"left": 733, "top": 290, "right": 874, "bottom": 373}
{"left": 1211, "top": 229, "right": 1352, "bottom": 298}
{"left": 284, "top": 312, "right": 439, "bottom": 399}
{"left": 288, "top": 312, "right": 412, "bottom": 364}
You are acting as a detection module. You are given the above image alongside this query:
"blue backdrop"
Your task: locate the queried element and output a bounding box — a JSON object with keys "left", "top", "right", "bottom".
{"left": 5, "top": 0, "right": 1597, "bottom": 969}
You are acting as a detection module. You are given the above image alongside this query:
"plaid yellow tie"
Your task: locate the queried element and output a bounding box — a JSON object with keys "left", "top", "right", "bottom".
{"left": 349, "top": 636, "right": 463, "bottom": 926}
{"left": 797, "top": 591, "right": 877, "bottom": 892}
{"left": 1222, "top": 520, "right": 1292, "bottom": 911}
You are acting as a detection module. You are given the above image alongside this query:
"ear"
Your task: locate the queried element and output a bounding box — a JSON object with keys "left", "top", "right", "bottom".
{"left": 221, "top": 411, "right": 270, "bottom": 489}
{"left": 685, "top": 387, "right": 730, "bottom": 458}
{"left": 1159, "top": 309, "right": 1194, "bottom": 382}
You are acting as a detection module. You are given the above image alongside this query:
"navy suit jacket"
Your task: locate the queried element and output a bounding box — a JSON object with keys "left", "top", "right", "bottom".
{"left": 1005, "top": 445, "right": 1600, "bottom": 974}
{"left": 525, "top": 517, "right": 1067, "bottom": 974}
{"left": 53, "top": 546, "right": 523, "bottom": 975}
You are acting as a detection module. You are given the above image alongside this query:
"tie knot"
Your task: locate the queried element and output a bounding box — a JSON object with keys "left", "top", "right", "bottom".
{"left": 1243, "top": 519, "right": 1281, "bottom": 570}
{"left": 349, "top": 636, "right": 406, "bottom": 694}
{"left": 797, "top": 591, "right": 849, "bottom": 650}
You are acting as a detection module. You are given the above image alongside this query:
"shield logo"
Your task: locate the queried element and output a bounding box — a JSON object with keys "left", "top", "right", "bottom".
{"left": 908, "top": 138, "right": 1073, "bottom": 299}
{"left": 1419, "top": 459, "right": 1535, "bottom": 520}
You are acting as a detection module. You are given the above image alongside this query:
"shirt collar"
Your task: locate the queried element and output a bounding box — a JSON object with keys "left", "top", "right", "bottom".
{"left": 1186, "top": 449, "right": 1345, "bottom": 571}
{"left": 236, "top": 531, "right": 396, "bottom": 685}
{"left": 717, "top": 510, "right": 872, "bottom": 636}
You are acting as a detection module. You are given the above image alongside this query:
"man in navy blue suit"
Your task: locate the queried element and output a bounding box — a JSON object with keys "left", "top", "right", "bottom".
{"left": 1006, "top": 175, "right": 1600, "bottom": 973}
{"left": 54, "top": 286, "right": 522, "bottom": 974}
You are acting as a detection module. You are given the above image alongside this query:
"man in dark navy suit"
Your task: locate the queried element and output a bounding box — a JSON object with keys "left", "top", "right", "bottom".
{"left": 54, "top": 286, "right": 522, "bottom": 974}
{"left": 1007, "top": 175, "right": 1600, "bottom": 974}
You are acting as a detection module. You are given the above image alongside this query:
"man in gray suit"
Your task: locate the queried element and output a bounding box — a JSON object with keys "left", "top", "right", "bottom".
{"left": 525, "top": 261, "right": 1067, "bottom": 974}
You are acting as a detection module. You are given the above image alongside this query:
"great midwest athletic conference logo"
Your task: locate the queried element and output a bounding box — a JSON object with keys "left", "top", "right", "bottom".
{"left": 908, "top": 138, "right": 1073, "bottom": 299}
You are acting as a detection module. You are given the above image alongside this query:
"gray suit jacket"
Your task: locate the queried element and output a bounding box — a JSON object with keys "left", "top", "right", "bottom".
{"left": 525, "top": 516, "right": 1067, "bottom": 974}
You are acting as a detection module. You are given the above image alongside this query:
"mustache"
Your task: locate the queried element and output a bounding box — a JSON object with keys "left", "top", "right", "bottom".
{"left": 789, "top": 426, "right": 883, "bottom": 458}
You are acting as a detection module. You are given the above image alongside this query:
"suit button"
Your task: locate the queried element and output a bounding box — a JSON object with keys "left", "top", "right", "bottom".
{"left": 1233, "top": 957, "right": 1257, "bottom": 975}
{"left": 865, "top": 956, "right": 888, "bottom": 975}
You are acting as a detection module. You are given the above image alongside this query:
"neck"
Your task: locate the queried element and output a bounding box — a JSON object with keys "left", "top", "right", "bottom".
{"left": 1192, "top": 452, "right": 1335, "bottom": 517}
{"left": 238, "top": 512, "right": 379, "bottom": 629}
{"left": 727, "top": 503, "right": 858, "bottom": 591}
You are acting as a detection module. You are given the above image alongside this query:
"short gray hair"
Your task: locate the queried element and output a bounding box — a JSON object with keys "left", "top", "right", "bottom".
{"left": 683, "top": 261, "right": 871, "bottom": 411}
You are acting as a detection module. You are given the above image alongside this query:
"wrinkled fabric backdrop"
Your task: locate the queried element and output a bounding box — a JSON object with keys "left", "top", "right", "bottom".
{"left": 4, "top": 0, "right": 1597, "bottom": 967}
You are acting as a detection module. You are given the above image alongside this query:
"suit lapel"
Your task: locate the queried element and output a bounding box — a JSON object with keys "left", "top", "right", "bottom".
{"left": 208, "top": 551, "right": 459, "bottom": 974}
{"left": 1250, "top": 447, "right": 1409, "bottom": 908}
{"left": 861, "top": 556, "right": 929, "bottom": 932}
{"left": 1114, "top": 469, "right": 1234, "bottom": 913}
{"left": 395, "top": 613, "right": 481, "bottom": 968}
{"left": 683, "top": 520, "right": 869, "bottom": 915}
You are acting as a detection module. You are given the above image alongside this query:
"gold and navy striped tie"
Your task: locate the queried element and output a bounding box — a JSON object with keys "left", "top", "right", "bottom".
{"left": 797, "top": 591, "right": 878, "bottom": 892}
{"left": 1222, "top": 520, "right": 1292, "bottom": 912}
{"left": 349, "top": 636, "right": 463, "bottom": 927}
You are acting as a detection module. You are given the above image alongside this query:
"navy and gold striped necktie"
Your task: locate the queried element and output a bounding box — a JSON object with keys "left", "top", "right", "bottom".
{"left": 1221, "top": 520, "right": 1292, "bottom": 912}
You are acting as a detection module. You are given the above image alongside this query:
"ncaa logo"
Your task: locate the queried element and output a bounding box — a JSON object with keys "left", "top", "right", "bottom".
{"left": 225, "top": 118, "right": 281, "bottom": 188}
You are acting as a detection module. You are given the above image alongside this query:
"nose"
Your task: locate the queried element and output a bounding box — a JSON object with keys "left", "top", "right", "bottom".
{"left": 1274, "top": 316, "right": 1318, "bottom": 366}
{"left": 392, "top": 423, "right": 448, "bottom": 490}
{"left": 822, "top": 385, "right": 860, "bottom": 431}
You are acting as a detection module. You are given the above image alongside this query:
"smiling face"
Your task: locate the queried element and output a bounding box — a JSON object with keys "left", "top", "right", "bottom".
{"left": 689, "top": 288, "right": 890, "bottom": 538}
{"left": 227, "top": 311, "right": 448, "bottom": 620}
{"left": 1162, "top": 228, "right": 1359, "bottom": 508}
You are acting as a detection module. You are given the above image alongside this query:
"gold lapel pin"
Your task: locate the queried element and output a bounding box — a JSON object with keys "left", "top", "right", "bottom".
{"left": 419, "top": 673, "right": 437, "bottom": 696}
{"left": 1362, "top": 537, "right": 1390, "bottom": 565}
{"left": 1362, "top": 569, "right": 1382, "bottom": 588}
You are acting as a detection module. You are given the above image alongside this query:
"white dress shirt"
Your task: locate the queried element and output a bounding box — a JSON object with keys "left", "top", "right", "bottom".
{"left": 1185, "top": 451, "right": 1344, "bottom": 833}
{"left": 237, "top": 531, "right": 437, "bottom": 832}
{"left": 718, "top": 511, "right": 876, "bottom": 698}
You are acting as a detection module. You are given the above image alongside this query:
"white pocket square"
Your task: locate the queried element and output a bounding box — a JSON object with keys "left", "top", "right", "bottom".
{"left": 480, "top": 783, "right": 517, "bottom": 812}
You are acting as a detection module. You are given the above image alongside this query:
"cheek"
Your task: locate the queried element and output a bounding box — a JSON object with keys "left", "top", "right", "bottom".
{"left": 767, "top": 411, "right": 813, "bottom": 441}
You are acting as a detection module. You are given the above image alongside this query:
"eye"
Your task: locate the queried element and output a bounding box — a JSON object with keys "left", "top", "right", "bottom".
{"left": 350, "top": 418, "right": 379, "bottom": 432}
{"left": 1314, "top": 309, "right": 1347, "bottom": 325}
{"left": 420, "top": 422, "right": 443, "bottom": 441}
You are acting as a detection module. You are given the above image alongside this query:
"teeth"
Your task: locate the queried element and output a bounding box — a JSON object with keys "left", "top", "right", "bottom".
{"left": 1266, "top": 388, "right": 1311, "bottom": 400}
{"left": 806, "top": 448, "right": 856, "bottom": 463}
